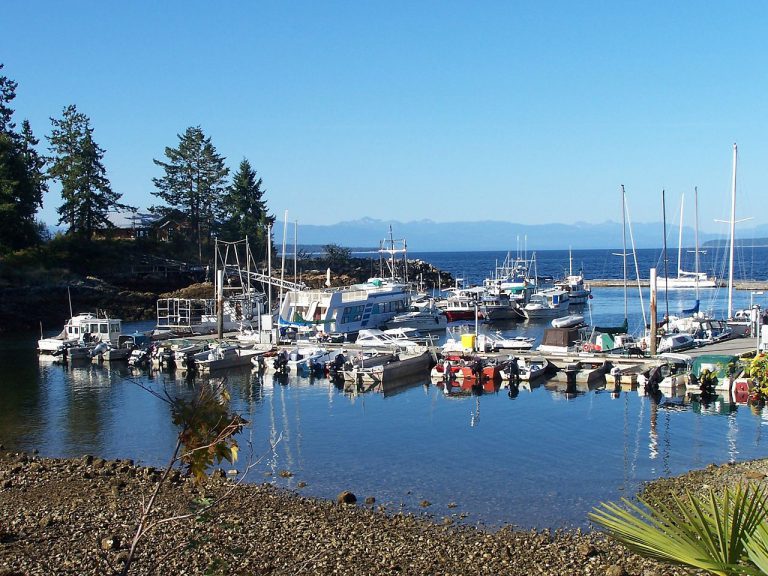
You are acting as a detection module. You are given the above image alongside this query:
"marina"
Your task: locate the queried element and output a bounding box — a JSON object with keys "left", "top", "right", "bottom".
{"left": 6, "top": 255, "right": 768, "bottom": 529}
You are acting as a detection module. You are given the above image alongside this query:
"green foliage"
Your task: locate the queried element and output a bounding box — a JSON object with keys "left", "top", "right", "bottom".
{"left": 152, "top": 126, "right": 229, "bottom": 262}
{"left": 0, "top": 65, "right": 45, "bottom": 253}
{"left": 217, "top": 158, "right": 274, "bottom": 260}
{"left": 171, "top": 383, "right": 245, "bottom": 484}
{"left": 47, "top": 105, "right": 127, "bottom": 239}
{"left": 590, "top": 483, "right": 768, "bottom": 575}
{"left": 747, "top": 354, "right": 768, "bottom": 404}
{"left": 323, "top": 243, "right": 352, "bottom": 267}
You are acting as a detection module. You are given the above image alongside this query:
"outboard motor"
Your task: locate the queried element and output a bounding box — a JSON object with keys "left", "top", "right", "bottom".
{"left": 90, "top": 341, "right": 108, "bottom": 358}
{"left": 273, "top": 350, "right": 289, "bottom": 373}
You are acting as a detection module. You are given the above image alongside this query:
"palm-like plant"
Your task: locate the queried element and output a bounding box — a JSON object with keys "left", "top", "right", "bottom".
{"left": 589, "top": 484, "right": 768, "bottom": 575}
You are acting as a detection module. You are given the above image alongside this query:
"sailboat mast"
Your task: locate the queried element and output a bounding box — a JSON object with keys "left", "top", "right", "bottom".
{"left": 677, "top": 193, "right": 684, "bottom": 278}
{"left": 694, "top": 187, "right": 700, "bottom": 301}
{"left": 621, "top": 185, "right": 627, "bottom": 321}
{"left": 728, "top": 143, "right": 737, "bottom": 319}
{"left": 662, "top": 189, "right": 669, "bottom": 321}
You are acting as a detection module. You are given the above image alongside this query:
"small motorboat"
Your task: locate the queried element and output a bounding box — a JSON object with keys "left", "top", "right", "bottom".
{"left": 551, "top": 314, "right": 585, "bottom": 328}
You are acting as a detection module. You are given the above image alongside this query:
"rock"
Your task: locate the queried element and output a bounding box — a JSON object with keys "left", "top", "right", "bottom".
{"left": 297, "top": 481, "right": 307, "bottom": 488}
{"left": 81, "top": 455, "right": 94, "bottom": 466}
{"left": 419, "top": 500, "right": 431, "bottom": 508}
{"left": 364, "top": 496, "right": 376, "bottom": 506}
{"left": 278, "top": 470, "right": 293, "bottom": 478}
{"left": 577, "top": 542, "right": 598, "bottom": 558}
{"left": 100, "top": 535, "right": 120, "bottom": 551}
{"left": 336, "top": 491, "right": 356, "bottom": 505}
{"left": 38, "top": 515, "right": 54, "bottom": 528}
{"left": 605, "top": 565, "right": 627, "bottom": 576}
{"left": 745, "top": 470, "right": 766, "bottom": 480}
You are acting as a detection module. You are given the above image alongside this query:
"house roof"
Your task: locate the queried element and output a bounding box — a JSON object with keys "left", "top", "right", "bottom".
{"left": 105, "top": 210, "right": 160, "bottom": 229}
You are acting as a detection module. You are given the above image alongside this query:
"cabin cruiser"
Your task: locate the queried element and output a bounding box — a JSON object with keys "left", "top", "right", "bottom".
{"left": 384, "top": 300, "right": 447, "bottom": 332}
{"left": 38, "top": 312, "right": 122, "bottom": 355}
{"left": 278, "top": 277, "right": 410, "bottom": 337}
{"left": 522, "top": 288, "right": 570, "bottom": 320}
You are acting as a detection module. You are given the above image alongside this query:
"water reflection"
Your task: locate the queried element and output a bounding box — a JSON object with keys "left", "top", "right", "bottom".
{"left": 5, "top": 334, "right": 768, "bottom": 530}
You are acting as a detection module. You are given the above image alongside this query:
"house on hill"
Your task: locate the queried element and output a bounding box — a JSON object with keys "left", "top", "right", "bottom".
{"left": 95, "top": 209, "right": 192, "bottom": 242}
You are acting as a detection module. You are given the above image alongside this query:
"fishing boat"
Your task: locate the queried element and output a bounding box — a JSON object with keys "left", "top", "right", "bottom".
{"left": 554, "top": 249, "right": 592, "bottom": 305}
{"left": 479, "top": 292, "right": 525, "bottom": 322}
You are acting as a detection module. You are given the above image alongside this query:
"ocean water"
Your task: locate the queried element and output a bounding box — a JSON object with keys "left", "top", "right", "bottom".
{"left": 2, "top": 249, "right": 768, "bottom": 530}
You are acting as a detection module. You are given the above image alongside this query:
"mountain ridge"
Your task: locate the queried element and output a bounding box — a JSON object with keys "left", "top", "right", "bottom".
{"left": 272, "top": 218, "right": 768, "bottom": 251}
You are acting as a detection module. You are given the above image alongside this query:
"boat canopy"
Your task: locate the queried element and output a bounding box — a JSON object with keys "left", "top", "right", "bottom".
{"left": 592, "top": 318, "right": 629, "bottom": 336}
{"left": 691, "top": 354, "right": 742, "bottom": 379}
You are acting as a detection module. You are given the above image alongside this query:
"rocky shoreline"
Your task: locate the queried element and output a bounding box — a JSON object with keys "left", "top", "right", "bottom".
{"left": 5, "top": 451, "right": 758, "bottom": 575}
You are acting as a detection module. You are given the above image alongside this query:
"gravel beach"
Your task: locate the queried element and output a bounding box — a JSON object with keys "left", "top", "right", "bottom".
{"left": 4, "top": 448, "right": 759, "bottom": 575}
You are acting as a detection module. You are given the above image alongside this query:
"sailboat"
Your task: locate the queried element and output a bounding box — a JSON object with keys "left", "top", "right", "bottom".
{"left": 656, "top": 189, "right": 717, "bottom": 291}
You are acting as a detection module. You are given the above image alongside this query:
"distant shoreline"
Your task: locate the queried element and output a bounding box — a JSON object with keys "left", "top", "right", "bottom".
{"left": 588, "top": 279, "right": 768, "bottom": 290}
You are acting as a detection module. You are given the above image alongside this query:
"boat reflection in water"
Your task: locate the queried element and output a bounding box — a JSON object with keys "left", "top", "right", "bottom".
{"left": 10, "top": 333, "right": 768, "bottom": 532}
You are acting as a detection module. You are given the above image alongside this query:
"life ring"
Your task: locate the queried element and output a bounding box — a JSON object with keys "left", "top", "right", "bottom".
{"left": 582, "top": 343, "right": 595, "bottom": 352}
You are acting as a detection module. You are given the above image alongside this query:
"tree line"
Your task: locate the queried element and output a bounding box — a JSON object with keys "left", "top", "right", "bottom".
{"left": 0, "top": 63, "right": 275, "bottom": 262}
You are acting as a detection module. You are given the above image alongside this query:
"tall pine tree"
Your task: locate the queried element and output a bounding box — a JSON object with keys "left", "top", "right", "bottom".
{"left": 47, "top": 104, "right": 124, "bottom": 239}
{"left": 0, "top": 64, "right": 45, "bottom": 252}
{"left": 152, "top": 126, "right": 229, "bottom": 262}
{"left": 218, "top": 158, "right": 274, "bottom": 260}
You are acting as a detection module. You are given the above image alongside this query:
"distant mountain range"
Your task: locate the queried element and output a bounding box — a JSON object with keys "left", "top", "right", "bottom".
{"left": 273, "top": 217, "right": 768, "bottom": 251}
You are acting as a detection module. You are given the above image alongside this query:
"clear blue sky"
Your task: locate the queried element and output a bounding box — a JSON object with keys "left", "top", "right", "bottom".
{"left": 3, "top": 1, "right": 766, "bottom": 234}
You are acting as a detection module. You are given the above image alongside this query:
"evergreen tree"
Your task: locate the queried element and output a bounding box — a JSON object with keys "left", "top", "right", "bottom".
{"left": 218, "top": 158, "right": 274, "bottom": 259}
{"left": 152, "top": 126, "right": 229, "bottom": 262}
{"left": 0, "top": 64, "right": 44, "bottom": 252}
{"left": 47, "top": 104, "right": 124, "bottom": 239}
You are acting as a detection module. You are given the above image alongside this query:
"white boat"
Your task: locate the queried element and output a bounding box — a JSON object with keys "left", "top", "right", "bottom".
{"left": 482, "top": 250, "right": 536, "bottom": 304}
{"left": 522, "top": 288, "right": 569, "bottom": 320}
{"left": 551, "top": 314, "right": 585, "bottom": 328}
{"left": 355, "top": 328, "right": 424, "bottom": 350}
{"left": 554, "top": 250, "right": 592, "bottom": 305}
{"left": 343, "top": 350, "right": 435, "bottom": 389}
{"left": 657, "top": 191, "right": 717, "bottom": 291}
{"left": 278, "top": 277, "right": 410, "bottom": 336}
{"left": 38, "top": 312, "right": 123, "bottom": 355}
{"left": 194, "top": 343, "right": 269, "bottom": 373}
{"left": 656, "top": 333, "right": 697, "bottom": 354}
{"left": 501, "top": 356, "right": 550, "bottom": 381}
{"left": 384, "top": 300, "right": 447, "bottom": 332}
{"left": 483, "top": 334, "right": 535, "bottom": 351}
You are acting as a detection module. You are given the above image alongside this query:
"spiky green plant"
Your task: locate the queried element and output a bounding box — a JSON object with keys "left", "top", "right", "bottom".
{"left": 746, "top": 522, "right": 768, "bottom": 574}
{"left": 589, "top": 484, "right": 768, "bottom": 575}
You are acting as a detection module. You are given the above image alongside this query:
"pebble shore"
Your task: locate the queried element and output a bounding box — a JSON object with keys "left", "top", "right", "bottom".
{"left": 4, "top": 448, "right": 757, "bottom": 575}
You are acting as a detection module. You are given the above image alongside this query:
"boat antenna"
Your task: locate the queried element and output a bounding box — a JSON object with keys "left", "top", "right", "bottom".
{"left": 67, "top": 285, "right": 73, "bottom": 319}
{"left": 661, "top": 189, "right": 669, "bottom": 322}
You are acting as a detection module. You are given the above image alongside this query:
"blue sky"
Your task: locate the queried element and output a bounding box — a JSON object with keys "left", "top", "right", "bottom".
{"left": 3, "top": 1, "right": 766, "bottom": 234}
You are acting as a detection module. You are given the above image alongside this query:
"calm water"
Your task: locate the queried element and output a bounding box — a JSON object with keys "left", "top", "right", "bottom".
{"left": 2, "top": 249, "right": 768, "bottom": 530}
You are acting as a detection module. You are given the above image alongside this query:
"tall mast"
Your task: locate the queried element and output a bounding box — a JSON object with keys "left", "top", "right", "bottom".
{"left": 662, "top": 189, "right": 669, "bottom": 321}
{"left": 728, "top": 143, "right": 737, "bottom": 319}
{"left": 694, "top": 187, "right": 700, "bottom": 301}
{"left": 621, "top": 185, "right": 627, "bottom": 321}
{"left": 677, "top": 193, "right": 684, "bottom": 278}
